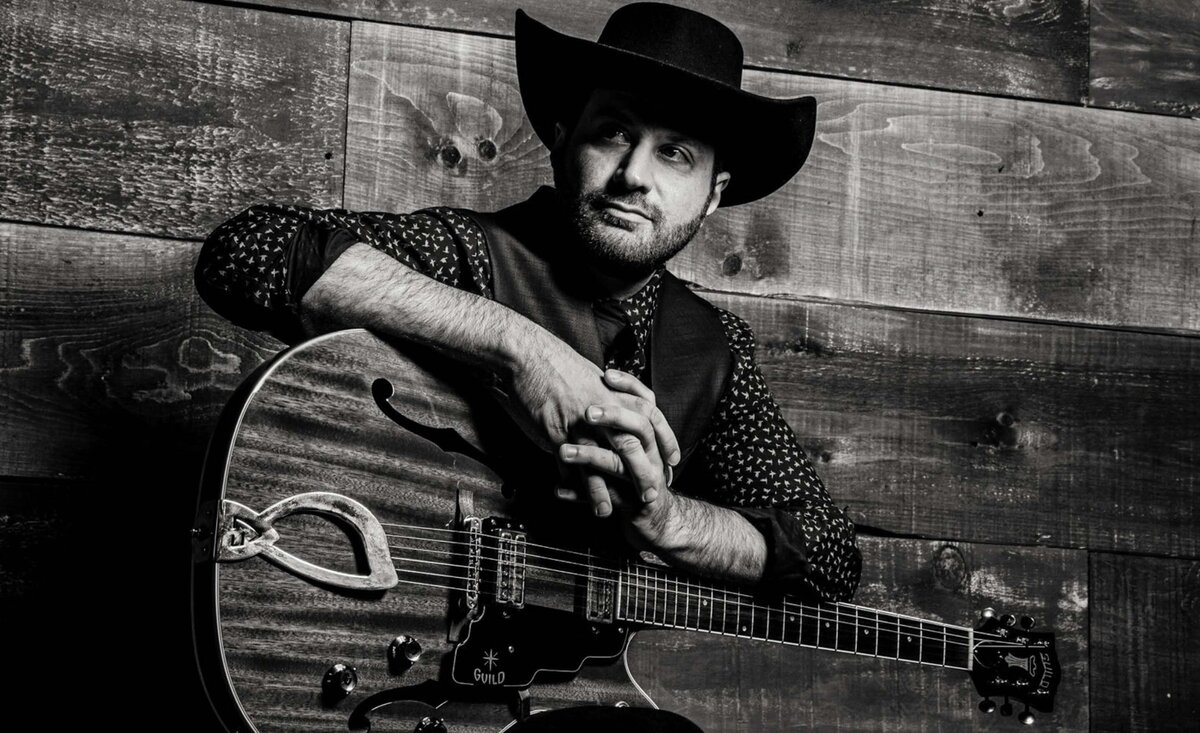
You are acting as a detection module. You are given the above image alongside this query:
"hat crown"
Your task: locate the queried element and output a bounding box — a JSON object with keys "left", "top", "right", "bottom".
{"left": 596, "top": 2, "right": 743, "bottom": 88}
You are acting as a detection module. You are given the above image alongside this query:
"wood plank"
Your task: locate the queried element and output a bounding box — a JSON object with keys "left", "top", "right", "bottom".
{"left": 345, "top": 22, "right": 1200, "bottom": 333}
{"left": 0, "top": 223, "right": 280, "bottom": 480}
{"left": 1091, "top": 0, "right": 1200, "bottom": 117}
{"left": 1090, "top": 553, "right": 1200, "bottom": 732}
{"left": 700, "top": 290, "right": 1200, "bottom": 558}
{"left": 0, "top": 0, "right": 348, "bottom": 239}
{"left": 629, "top": 537, "right": 1088, "bottom": 731}
{"left": 252, "top": 0, "right": 1087, "bottom": 101}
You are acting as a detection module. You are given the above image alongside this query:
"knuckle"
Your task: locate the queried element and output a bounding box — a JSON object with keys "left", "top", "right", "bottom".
{"left": 612, "top": 433, "right": 642, "bottom": 454}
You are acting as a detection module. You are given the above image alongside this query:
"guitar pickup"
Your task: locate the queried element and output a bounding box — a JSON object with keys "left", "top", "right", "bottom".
{"left": 484, "top": 518, "right": 527, "bottom": 608}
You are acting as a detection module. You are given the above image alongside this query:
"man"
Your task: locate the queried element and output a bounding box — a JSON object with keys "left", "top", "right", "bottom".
{"left": 197, "top": 3, "right": 860, "bottom": 729}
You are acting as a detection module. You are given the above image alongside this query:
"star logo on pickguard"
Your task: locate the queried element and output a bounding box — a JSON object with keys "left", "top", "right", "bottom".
{"left": 482, "top": 649, "right": 500, "bottom": 670}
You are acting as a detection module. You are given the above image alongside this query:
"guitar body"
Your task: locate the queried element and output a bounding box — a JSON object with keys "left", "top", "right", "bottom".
{"left": 192, "top": 329, "right": 656, "bottom": 733}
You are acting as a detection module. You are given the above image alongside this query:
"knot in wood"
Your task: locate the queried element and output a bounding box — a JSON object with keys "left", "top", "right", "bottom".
{"left": 933, "top": 544, "right": 969, "bottom": 593}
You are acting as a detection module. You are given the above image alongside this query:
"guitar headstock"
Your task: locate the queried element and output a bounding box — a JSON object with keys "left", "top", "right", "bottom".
{"left": 968, "top": 608, "right": 1059, "bottom": 725}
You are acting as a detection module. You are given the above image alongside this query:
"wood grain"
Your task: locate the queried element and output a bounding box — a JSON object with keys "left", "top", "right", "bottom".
{"left": 0, "top": 223, "right": 280, "bottom": 480}
{"left": 0, "top": 0, "right": 348, "bottom": 239}
{"left": 1090, "top": 553, "right": 1200, "bottom": 732}
{"left": 630, "top": 537, "right": 1088, "bottom": 731}
{"left": 247, "top": 0, "right": 1089, "bottom": 101}
{"left": 1091, "top": 0, "right": 1200, "bottom": 116}
{"left": 345, "top": 22, "right": 1200, "bottom": 333}
{"left": 701, "top": 290, "right": 1200, "bottom": 559}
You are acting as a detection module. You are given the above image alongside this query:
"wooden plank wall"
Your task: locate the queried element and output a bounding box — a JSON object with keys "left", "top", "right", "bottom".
{"left": 2, "top": 0, "right": 1197, "bottom": 729}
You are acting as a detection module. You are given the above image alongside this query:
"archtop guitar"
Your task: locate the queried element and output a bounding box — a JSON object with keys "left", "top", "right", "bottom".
{"left": 190, "top": 328, "right": 1060, "bottom": 732}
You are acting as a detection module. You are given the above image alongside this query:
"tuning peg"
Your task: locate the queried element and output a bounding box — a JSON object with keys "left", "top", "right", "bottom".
{"left": 979, "top": 698, "right": 997, "bottom": 714}
{"left": 1020, "top": 615, "right": 1035, "bottom": 629}
{"left": 1019, "top": 708, "right": 1036, "bottom": 725}
{"left": 1000, "top": 700, "right": 1014, "bottom": 716}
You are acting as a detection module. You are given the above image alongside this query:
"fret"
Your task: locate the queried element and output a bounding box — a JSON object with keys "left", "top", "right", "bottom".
{"left": 837, "top": 605, "right": 857, "bottom": 653}
{"left": 945, "top": 627, "right": 972, "bottom": 670}
{"left": 919, "top": 622, "right": 946, "bottom": 667}
{"left": 897, "top": 618, "right": 922, "bottom": 662}
{"left": 672, "top": 575, "right": 680, "bottom": 628}
{"left": 877, "top": 613, "right": 900, "bottom": 659}
{"left": 800, "top": 603, "right": 819, "bottom": 647}
{"left": 682, "top": 577, "right": 691, "bottom": 629}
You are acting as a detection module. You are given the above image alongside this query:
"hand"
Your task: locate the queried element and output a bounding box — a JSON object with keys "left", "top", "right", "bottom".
{"left": 500, "top": 328, "right": 680, "bottom": 462}
{"left": 555, "top": 369, "right": 682, "bottom": 549}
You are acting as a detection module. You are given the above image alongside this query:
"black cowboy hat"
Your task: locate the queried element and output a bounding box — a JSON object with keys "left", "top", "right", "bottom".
{"left": 514, "top": 2, "right": 817, "bottom": 207}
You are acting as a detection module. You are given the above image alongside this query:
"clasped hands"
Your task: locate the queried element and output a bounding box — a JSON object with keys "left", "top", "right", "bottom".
{"left": 502, "top": 337, "right": 682, "bottom": 549}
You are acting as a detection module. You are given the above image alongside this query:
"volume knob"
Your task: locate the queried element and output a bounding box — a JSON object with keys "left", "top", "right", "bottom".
{"left": 389, "top": 635, "right": 423, "bottom": 674}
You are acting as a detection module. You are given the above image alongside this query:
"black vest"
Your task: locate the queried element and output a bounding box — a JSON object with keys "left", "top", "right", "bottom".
{"left": 459, "top": 189, "right": 733, "bottom": 485}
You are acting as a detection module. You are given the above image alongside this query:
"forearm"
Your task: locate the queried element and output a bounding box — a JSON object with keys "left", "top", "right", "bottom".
{"left": 300, "top": 242, "right": 534, "bottom": 379}
{"left": 641, "top": 493, "right": 767, "bottom": 585}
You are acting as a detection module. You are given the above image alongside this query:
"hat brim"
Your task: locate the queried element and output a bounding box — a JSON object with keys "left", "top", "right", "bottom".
{"left": 515, "top": 9, "right": 816, "bottom": 207}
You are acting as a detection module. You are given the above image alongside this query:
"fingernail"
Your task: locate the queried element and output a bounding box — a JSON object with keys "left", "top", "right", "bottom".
{"left": 595, "top": 501, "right": 611, "bottom": 517}
{"left": 642, "top": 489, "right": 658, "bottom": 503}
{"left": 669, "top": 451, "right": 681, "bottom": 466}
{"left": 555, "top": 487, "right": 573, "bottom": 499}
{"left": 586, "top": 406, "right": 604, "bottom": 421}
{"left": 562, "top": 445, "right": 578, "bottom": 459}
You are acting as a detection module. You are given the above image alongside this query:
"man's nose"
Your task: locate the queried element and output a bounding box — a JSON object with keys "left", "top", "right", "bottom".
{"left": 613, "top": 141, "right": 653, "bottom": 192}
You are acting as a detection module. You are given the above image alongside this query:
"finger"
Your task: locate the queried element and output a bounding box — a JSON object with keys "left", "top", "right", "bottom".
{"left": 602, "top": 372, "right": 681, "bottom": 467}
{"left": 560, "top": 439, "right": 620, "bottom": 518}
{"left": 585, "top": 404, "right": 676, "bottom": 468}
{"left": 560, "top": 442, "right": 626, "bottom": 478}
{"left": 604, "top": 431, "right": 662, "bottom": 503}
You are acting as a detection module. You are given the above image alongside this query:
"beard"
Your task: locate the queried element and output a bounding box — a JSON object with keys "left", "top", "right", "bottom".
{"left": 555, "top": 169, "right": 710, "bottom": 281}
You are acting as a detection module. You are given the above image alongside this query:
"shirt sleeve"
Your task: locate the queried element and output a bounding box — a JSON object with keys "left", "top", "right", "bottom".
{"left": 689, "top": 308, "right": 861, "bottom": 602}
{"left": 194, "top": 203, "right": 492, "bottom": 343}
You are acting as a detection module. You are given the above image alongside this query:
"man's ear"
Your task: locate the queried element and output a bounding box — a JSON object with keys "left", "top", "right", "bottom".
{"left": 706, "top": 171, "right": 732, "bottom": 216}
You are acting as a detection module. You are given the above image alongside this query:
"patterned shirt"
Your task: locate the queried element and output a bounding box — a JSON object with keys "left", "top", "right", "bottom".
{"left": 196, "top": 190, "right": 861, "bottom": 602}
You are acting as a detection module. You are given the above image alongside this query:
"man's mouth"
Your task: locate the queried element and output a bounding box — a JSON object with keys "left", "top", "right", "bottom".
{"left": 596, "top": 199, "right": 653, "bottom": 223}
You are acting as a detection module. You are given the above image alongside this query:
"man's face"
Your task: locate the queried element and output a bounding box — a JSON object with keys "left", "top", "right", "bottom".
{"left": 553, "top": 89, "right": 731, "bottom": 281}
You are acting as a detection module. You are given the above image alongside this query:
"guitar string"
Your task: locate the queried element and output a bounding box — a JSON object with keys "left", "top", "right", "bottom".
{"left": 379, "top": 527, "right": 987, "bottom": 645}
{"left": 382, "top": 538, "right": 984, "bottom": 651}
{"left": 380, "top": 527, "right": 987, "bottom": 646}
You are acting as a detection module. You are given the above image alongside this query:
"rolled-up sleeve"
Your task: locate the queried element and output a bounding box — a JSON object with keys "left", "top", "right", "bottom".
{"left": 691, "top": 309, "right": 861, "bottom": 602}
{"left": 195, "top": 204, "right": 492, "bottom": 343}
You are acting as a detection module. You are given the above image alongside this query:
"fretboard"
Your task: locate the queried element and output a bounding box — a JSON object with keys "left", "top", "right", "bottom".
{"left": 616, "top": 562, "right": 972, "bottom": 670}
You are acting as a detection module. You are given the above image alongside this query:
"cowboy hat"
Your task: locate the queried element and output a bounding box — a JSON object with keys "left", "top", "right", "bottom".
{"left": 514, "top": 2, "right": 817, "bottom": 207}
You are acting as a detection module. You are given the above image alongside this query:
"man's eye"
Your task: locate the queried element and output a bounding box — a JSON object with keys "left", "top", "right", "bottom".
{"left": 598, "top": 124, "right": 629, "bottom": 142}
{"left": 660, "top": 145, "right": 692, "bottom": 163}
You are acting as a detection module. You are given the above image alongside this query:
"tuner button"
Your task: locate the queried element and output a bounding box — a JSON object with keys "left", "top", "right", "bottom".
{"left": 1020, "top": 615, "right": 1035, "bottom": 629}
{"left": 414, "top": 715, "right": 447, "bottom": 733}
{"left": 979, "top": 698, "right": 997, "bottom": 714}
{"left": 1000, "top": 701, "right": 1014, "bottom": 717}
{"left": 321, "top": 663, "right": 358, "bottom": 705}
{"left": 1019, "top": 710, "right": 1036, "bottom": 725}
{"left": 389, "top": 635, "right": 423, "bottom": 674}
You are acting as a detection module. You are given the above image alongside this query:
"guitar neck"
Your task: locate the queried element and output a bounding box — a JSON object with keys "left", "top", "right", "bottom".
{"left": 615, "top": 562, "right": 973, "bottom": 671}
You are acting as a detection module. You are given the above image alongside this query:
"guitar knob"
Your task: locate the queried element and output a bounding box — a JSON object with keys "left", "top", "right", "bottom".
{"left": 1001, "top": 614, "right": 1017, "bottom": 627}
{"left": 1020, "top": 615, "right": 1035, "bottom": 629}
{"left": 321, "top": 663, "right": 358, "bottom": 705}
{"left": 980, "top": 607, "right": 996, "bottom": 620}
{"left": 1019, "top": 710, "right": 1036, "bottom": 725}
{"left": 979, "top": 698, "right": 997, "bottom": 714}
{"left": 1000, "top": 700, "right": 1014, "bottom": 716}
{"left": 414, "top": 715, "right": 447, "bottom": 733}
{"left": 389, "top": 635, "right": 423, "bottom": 674}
